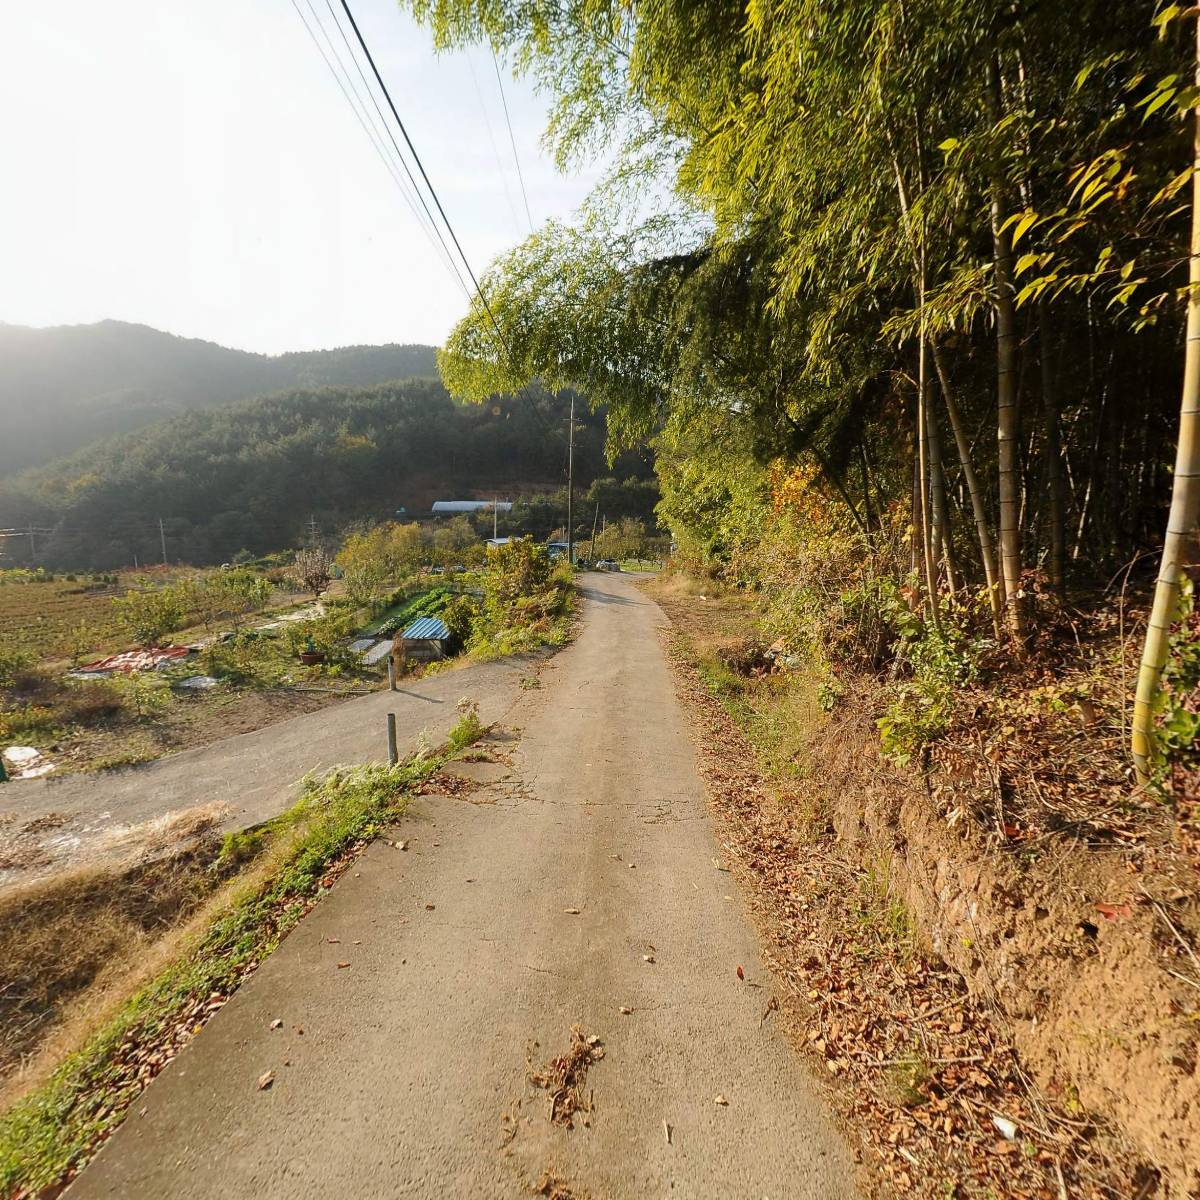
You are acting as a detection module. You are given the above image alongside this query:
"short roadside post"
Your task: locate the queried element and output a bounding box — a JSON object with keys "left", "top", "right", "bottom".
{"left": 387, "top": 712, "right": 398, "bottom": 765}
{"left": 387, "top": 656, "right": 397, "bottom": 691}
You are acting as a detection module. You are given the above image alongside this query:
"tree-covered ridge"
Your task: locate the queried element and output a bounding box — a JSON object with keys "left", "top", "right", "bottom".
{"left": 0, "top": 320, "right": 439, "bottom": 476}
{"left": 0, "top": 380, "right": 648, "bottom": 570}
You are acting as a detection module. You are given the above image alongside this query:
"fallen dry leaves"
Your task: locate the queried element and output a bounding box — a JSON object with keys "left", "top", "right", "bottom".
{"left": 661, "top": 629, "right": 1135, "bottom": 1200}
{"left": 526, "top": 1026, "right": 605, "bottom": 1129}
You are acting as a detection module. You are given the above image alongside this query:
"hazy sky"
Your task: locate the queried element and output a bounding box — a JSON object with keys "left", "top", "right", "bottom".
{"left": 0, "top": 1, "right": 599, "bottom": 354}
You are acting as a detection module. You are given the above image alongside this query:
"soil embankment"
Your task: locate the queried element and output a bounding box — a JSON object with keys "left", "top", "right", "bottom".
{"left": 649, "top": 574, "right": 1198, "bottom": 1198}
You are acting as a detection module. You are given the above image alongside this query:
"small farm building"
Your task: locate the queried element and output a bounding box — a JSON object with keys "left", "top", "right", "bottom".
{"left": 397, "top": 616, "right": 451, "bottom": 661}
{"left": 431, "top": 500, "right": 512, "bottom": 515}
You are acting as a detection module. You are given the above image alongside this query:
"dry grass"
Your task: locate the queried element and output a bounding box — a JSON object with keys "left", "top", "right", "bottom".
{"left": 0, "top": 799, "right": 320, "bottom": 1117}
{"left": 0, "top": 802, "right": 242, "bottom": 1107}
{"left": 0, "top": 834, "right": 218, "bottom": 1097}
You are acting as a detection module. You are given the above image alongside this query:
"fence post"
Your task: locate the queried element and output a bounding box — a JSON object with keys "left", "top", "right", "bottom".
{"left": 387, "top": 713, "right": 398, "bottom": 765}
{"left": 387, "top": 656, "right": 396, "bottom": 691}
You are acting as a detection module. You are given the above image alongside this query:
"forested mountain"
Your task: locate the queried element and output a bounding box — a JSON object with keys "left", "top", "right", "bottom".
{"left": 0, "top": 380, "right": 647, "bottom": 568}
{"left": 0, "top": 321, "right": 437, "bottom": 476}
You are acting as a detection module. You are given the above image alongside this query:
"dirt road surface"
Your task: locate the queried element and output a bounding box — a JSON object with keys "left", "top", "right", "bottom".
{"left": 67, "top": 573, "right": 859, "bottom": 1199}
{"left": 0, "top": 656, "right": 537, "bottom": 889}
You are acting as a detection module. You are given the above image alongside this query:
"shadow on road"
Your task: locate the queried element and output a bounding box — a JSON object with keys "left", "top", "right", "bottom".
{"left": 578, "top": 585, "right": 647, "bottom": 607}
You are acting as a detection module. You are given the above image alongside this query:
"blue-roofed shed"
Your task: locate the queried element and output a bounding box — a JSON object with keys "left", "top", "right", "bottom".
{"left": 398, "top": 616, "right": 450, "bottom": 661}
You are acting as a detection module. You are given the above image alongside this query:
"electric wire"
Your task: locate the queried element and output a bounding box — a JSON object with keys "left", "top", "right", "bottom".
{"left": 491, "top": 48, "right": 534, "bottom": 233}
{"left": 337, "top": 0, "right": 506, "bottom": 340}
{"left": 287, "top": 0, "right": 473, "bottom": 301}
{"left": 317, "top": 0, "right": 473, "bottom": 299}
{"left": 467, "top": 53, "right": 524, "bottom": 238}
{"left": 291, "top": 0, "right": 426, "bottom": 231}
{"left": 335, "top": 0, "right": 560, "bottom": 448}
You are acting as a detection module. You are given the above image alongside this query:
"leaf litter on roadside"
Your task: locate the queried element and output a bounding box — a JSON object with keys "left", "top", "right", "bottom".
{"left": 659, "top": 625, "right": 1137, "bottom": 1200}
{"left": 526, "top": 1026, "right": 605, "bottom": 1129}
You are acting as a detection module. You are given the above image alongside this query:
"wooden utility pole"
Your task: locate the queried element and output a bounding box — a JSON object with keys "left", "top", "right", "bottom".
{"left": 589, "top": 501, "right": 600, "bottom": 561}
{"left": 158, "top": 517, "right": 168, "bottom": 566}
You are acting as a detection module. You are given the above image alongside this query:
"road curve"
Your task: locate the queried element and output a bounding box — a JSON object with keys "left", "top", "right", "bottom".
{"left": 67, "top": 572, "right": 860, "bottom": 1199}
{"left": 1, "top": 654, "right": 537, "bottom": 890}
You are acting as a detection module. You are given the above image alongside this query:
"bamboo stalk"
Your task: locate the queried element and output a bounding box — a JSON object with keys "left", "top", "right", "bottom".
{"left": 1133, "top": 16, "right": 1200, "bottom": 784}
{"left": 1038, "top": 303, "right": 1067, "bottom": 598}
{"left": 917, "top": 339, "right": 941, "bottom": 630}
{"left": 988, "top": 54, "right": 1026, "bottom": 641}
{"left": 932, "top": 344, "right": 1004, "bottom": 633}
{"left": 925, "top": 378, "right": 958, "bottom": 598}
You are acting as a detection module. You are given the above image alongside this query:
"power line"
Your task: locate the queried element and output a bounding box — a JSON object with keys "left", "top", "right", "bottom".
{"left": 335, "top": 0, "right": 561, "bottom": 451}
{"left": 467, "top": 53, "right": 523, "bottom": 238}
{"left": 337, "top": 0, "right": 503, "bottom": 336}
{"left": 317, "top": 0, "right": 474, "bottom": 299}
{"left": 491, "top": 49, "right": 534, "bottom": 234}
{"left": 286, "top": 0, "right": 472, "bottom": 301}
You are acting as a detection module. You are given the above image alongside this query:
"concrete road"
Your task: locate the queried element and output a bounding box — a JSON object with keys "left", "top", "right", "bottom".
{"left": 68, "top": 573, "right": 859, "bottom": 1199}
{"left": 0, "top": 656, "right": 538, "bottom": 889}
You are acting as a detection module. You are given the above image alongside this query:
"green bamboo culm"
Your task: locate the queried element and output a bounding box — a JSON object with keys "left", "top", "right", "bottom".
{"left": 1133, "top": 12, "right": 1200, "bottom": 785}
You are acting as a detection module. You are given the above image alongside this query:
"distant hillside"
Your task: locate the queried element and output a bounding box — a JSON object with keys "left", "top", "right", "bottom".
{"left": 0, "top": 380, "right": 650, "bottom": 569}
{"left": 0, "top": 321, "right": 438, "bottom": 476}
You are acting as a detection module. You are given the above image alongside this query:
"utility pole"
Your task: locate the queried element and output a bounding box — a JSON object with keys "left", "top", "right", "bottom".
{"left": 566, "top": 394, "right": 576, "bottom": 564}
{"left": 589, "top": 501, "right": 600, "bottom": 561}
{"left": 493, "top": 497, "right": 498, "bottom": 541}
{"left": 27, "top": 523, "right": 36, "bottom": 562}
{"left": 308, "top": 514, "right": 319, "bottom": 546}
{"left": 159, "top": 517, "right": 168, "bottom": 565}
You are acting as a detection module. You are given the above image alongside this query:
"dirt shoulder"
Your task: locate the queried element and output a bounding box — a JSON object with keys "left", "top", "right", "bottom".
{"left": 645, "top": 573, "right": 1194, "bottom": 1200}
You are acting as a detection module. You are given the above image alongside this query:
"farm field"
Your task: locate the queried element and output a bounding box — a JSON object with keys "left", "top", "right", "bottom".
{"left": 0, "top": 574, "right": 127, "bottom": 663}
{"left": 0, "top": 565, "right": 369, "bottom": 779}
{"left": 0, "top": 567, "right": 315, "bottom": 664}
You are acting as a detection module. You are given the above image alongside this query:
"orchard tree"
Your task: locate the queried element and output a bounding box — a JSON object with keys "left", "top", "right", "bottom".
{"left": 289, "top": 547, "right": 334, "bottom": 600}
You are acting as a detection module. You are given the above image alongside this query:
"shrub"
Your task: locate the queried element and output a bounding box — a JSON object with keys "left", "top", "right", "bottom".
{"left": 441, "top": 594, "right": 480, "bottom": 644}
{"left": 876, "top": 604, "right": 984, "bottom": 764}
{"left": 67, "top": 620, "right": 101, "bottom": 667}
{"left": 287, "top": 547, "right": 334, "bottom": 599}
{"left": 0, "top": 705, "right": 59, "bottom": 741}
{"left": 447, "top": 699, "right": 485, "bottom": 752}
{"left": 282, "top": 609, "right": 356, "bottom": 669}
{"left": 190, "top": 570, "right": 273, "bottom": 633}
{"left": 0, "top": 640, "right": 35, "bottom": 687}
{"left": 111, "top": 582, "right": 185, "bottom": 648}
{"left": 110, "top": 671, "right": 171, "bottom": 719}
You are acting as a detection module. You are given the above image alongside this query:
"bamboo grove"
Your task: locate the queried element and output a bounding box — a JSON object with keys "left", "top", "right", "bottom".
{"left": 407, "top": 0, "right": 1200, "bottom": 781}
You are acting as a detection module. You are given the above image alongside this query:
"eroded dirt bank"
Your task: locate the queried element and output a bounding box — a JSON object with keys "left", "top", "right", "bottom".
{"left": 650, "top": 576, "right": 1198, "bottom": 1199}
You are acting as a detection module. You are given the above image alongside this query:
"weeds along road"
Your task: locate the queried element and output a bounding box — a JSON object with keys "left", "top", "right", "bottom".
{"left": 0, "top": 655, "right": 538, "bottom": 891}
{"left": 67, "top": 572, "right": 859, "bottom": 1199}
